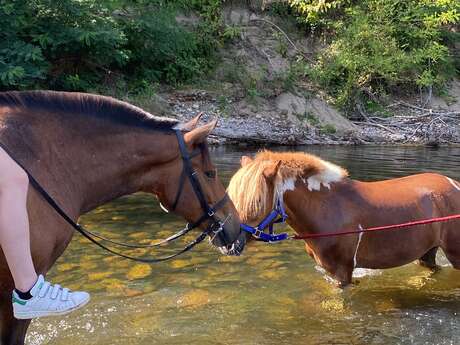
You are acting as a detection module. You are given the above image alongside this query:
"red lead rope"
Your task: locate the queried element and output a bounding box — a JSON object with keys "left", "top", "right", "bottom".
{"left": 291, "top": 214, "right": 460, "bottom": 240}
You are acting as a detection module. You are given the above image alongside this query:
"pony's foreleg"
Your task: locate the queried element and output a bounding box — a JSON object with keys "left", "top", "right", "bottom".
{"left": 0, "top": 294, "right": 30, "bottom": 345}
{"left": 304, "top": 244, "right": 354, "bottom": 287}
{"left": 418, "top": 247, "right": 439, "bottom": 270}
{"left": 332, "top": 265, "right": 353, "bottom": 288}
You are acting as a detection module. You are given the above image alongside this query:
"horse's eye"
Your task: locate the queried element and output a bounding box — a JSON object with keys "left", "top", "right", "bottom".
{"left": 204, "top": 170, "right": 216, "bottom": 179}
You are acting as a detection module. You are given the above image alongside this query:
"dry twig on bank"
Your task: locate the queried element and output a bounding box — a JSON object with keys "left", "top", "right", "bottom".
{"left": 353, "top": 101, "right": 459, "bottom": 143}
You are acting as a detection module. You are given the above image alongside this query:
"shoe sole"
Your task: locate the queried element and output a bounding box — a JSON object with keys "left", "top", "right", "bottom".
{"left": 13, "top": 296, "right": 91, "bottom": 320}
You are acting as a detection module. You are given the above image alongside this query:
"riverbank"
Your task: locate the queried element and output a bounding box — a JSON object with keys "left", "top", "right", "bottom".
{"left": 145, "top": 5, "right": 459, "bottom": 146}
{"left": 144, "top": 86, "right": 460, "bottom": 146}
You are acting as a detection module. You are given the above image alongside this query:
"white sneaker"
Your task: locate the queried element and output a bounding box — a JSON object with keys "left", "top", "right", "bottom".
{"left": 12, "top": 275, "right": 90, "bottom": 319}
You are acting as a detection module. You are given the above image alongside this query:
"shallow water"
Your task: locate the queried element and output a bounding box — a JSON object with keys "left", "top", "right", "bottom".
{"left": 28, "top": 146, "right": 460, "bottom": 345}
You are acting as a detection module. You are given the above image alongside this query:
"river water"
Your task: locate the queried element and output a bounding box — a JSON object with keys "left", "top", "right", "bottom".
{"left": 27, "top": 146, "right": 460, "bottom": 345}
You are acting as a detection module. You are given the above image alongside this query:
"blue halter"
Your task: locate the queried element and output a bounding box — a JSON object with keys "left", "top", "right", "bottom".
{"left": 240, "top": 197, "right": 289, "bottom": 242}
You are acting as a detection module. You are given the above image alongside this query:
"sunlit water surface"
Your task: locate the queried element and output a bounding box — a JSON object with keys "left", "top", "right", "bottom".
{"left": 28, "top": 146, "right": 460, "bottom": 345}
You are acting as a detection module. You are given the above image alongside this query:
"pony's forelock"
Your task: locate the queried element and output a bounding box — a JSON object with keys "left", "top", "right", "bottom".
{"left": 227, "top": 160, "right": 273, "bottom": 223}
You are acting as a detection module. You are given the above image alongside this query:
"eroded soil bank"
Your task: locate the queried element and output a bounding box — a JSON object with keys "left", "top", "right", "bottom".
{"left": 145, "top": 85, "right": 460, "bottom": 146}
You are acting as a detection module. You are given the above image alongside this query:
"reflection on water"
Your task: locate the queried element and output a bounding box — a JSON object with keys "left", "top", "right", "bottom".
{"left": 28, "top": 146, "right": 460, "bottom": 345}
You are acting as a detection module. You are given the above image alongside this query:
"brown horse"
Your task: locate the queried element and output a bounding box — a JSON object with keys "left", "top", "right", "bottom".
{"left": 0, "top": 91, "right": 246, "bottom": 345}
{"left": 228, "top": 150, "right": 460, "bottom": 288}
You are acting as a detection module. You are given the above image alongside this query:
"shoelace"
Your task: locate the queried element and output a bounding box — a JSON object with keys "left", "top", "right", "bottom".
{"left": 38, "top": 281, "right": 70, "bottom": 301}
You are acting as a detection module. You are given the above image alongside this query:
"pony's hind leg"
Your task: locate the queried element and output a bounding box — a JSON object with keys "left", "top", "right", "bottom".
{"left": 441, "top": 232, "right": 460, "bottom": 270}
{"left": 418, "top": 247, "right": 439, "bottom": 270}
{"left": 0, "top": 294, "right": 30, "bottom": 345}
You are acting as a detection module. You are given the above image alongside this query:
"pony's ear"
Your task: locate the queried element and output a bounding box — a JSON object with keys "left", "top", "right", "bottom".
{"left": 240, "top": 156, "right": 253, "bottom": 167}
{"left": 178, "top": 112, "right": 203, "bottom": 131}
{"left": 262, "top": 160, "right": 281, "bottom": 181}
{"left": 184, "top": 119, "right": 217, "bottom": 145}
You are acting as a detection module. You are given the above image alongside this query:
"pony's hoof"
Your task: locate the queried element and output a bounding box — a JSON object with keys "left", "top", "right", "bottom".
{"left": 337, "top": 280, "right": 351, "bottom": 289}
{"left": 418, "top": 260, "right": 440, "bottom": 272}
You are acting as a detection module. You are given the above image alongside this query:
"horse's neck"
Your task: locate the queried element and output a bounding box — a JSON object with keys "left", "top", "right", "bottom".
{"left": 283, "top": 178, "right": 355, "bottom": 234}
{"left": 66, "top": 128, "right": 176, "bottom": 215}
{"left": 2, "top": 113, "right": 176, "bottom": 218}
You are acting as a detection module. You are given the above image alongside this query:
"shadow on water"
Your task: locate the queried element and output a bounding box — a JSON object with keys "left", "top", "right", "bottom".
{"left": 27, "top": 145, "right": 460, "bottom": 345}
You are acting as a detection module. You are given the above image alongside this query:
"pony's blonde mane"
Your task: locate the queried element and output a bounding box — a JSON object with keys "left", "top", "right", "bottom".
{"left": 227, "top": 151, "right": 348, "bottom": 222}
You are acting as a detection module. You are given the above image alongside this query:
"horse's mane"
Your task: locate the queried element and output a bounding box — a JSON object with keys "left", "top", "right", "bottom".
{"left": 227, "top": 150, "right": 348, "bottom": 222}
{"left": 0, "top": 91, "right": 178, "bottom": 131}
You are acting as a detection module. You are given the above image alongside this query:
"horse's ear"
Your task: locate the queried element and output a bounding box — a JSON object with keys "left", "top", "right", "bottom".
{"left": 178, "top": 112, "right": 203, "bottom": 131}
{"left": 262, "top": 160, "right": 281, "bottom": 181}
{"left": 240, "top": 156, "right": 253, "bottom": 167}
{"left": 183, "top": 119, "right": 217, "bottom": 145}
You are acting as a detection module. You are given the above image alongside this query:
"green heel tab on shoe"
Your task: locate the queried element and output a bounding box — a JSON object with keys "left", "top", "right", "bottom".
{"left": 12, "top": 296, "right": 27, "bottom": 305}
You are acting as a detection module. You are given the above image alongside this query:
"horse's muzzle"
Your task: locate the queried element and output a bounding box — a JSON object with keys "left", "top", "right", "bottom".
{"left": 210, "top": 216, "right": 246, "bottom": 256}
{"left": 218, "top": 230, "right": 247, "bottom": 256}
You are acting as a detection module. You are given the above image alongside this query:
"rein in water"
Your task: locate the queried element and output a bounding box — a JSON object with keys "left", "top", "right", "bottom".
{"left": 0, "top": 130, "right": 234, "bottom": 263}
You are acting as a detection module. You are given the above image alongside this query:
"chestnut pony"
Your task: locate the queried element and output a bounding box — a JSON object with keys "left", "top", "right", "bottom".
{"left": 0, "top": 91, "right": 245, "bottom": 345}
{"left": 228, "top": 150, "right": 460, "bottom": 287}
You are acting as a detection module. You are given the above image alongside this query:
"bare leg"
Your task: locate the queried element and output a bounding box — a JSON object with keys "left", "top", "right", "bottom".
{"left": 0, "top": 148, "right": 37, "bottom": 292}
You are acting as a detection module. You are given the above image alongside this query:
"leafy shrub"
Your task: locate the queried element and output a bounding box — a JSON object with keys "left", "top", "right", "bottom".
{"left": 1, "top": 0, "right": 128, "bottom": 90}
{"left": 289, "top": 0, "right": 460, "bottom": 110}
{"left": 290, "top": 0, "right": 349, "bottom": 30}
{"left": 119, "top": 5, "right": 212, "bottom": 85}
{"left": 0, "top": 0, "right": 223, "bottom": 91}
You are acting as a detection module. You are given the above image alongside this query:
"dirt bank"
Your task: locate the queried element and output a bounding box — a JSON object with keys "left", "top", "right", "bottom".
{"left": 150, "top": 86, "right": 459, "bottom": 146}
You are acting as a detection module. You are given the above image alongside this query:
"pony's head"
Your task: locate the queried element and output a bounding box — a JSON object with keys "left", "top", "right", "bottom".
{"left": 227, "top": 150, "right": 348, "bottom": 225}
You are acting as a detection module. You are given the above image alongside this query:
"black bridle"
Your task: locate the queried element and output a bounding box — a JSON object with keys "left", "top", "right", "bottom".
{"left": 168, "top": 129, "right": 233, "bottom": 246}
{"left": 0, "top": 130, "right": 234, "bottom": 263}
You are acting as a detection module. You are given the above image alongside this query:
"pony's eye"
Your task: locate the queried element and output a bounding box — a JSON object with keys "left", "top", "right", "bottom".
{"left": 204, "top": 170, "right": 216, "bottom": 179}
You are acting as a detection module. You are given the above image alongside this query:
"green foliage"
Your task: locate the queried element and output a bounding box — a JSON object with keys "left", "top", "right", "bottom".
{"left": 222, "top": 25, "right": 242, "bottom": 42}
{"left": 290, "top": 0, "right": 350, "bottom": 29}
{"left": 216, "top": 95, "right": 231, "bottom": 116}
{"left": 246, "top": 79, "right": 262, "bottom": 104}
{"left": 305, "top": 112, "right": 319, "bottom": 126}
{"left": 282, "top": 58, "right": 309, "bottom": 92}
{"left": 120, "top": 5, "right": 212, "bottom": 85}
{"left": 1, "top": 0, "right": 128, "bottom": 90}
{"left": 289, "top": 0, "right": 460, "bottom": 110}
{"left": 0, "top": 0, "right": 224, "bottom": 91}
{"left": 273, "top": 32, "right": 289, "bottom": 57}
{"left": 319, "top": 123, "right": 336, "bottom": 134}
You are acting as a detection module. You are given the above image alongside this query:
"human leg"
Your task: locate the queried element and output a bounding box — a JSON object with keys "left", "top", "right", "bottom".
{"left": 0, "top": 148, "right": 37, "bottom": 292}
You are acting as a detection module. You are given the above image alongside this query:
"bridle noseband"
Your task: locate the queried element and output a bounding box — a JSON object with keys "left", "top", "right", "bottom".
{"left": 167, "top": 129, "right": 234, "bottom": 247}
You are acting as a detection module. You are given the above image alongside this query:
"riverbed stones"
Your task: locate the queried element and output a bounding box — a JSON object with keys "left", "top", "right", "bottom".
{"left": 126, "top": 264, "right": 152, "bottom": 280}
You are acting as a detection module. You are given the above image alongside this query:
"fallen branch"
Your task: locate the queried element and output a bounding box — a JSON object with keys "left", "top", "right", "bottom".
{"left": 355, "top": 101, "right": 459, "bottom": 144}
{"left": 248, "top": 18, "right": 314, "bottom": 62}
{"left": 352, "top": 121, "right": 399, "bottom": 134}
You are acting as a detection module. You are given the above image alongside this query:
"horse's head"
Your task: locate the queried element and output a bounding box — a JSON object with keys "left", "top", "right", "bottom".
{"left": 228, "top": 151, "right": 348, "bottom": 228}
{"left": 152, "top": 116, "right": 245, "bottom": 255}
